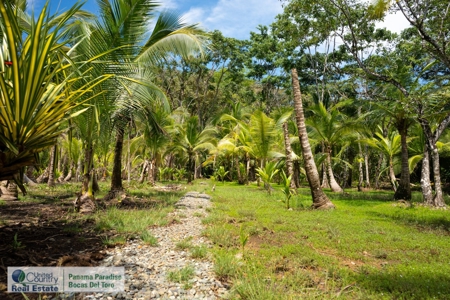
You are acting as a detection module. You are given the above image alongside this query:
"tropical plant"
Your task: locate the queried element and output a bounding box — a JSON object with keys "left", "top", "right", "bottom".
{"left": 280, "top": 170, "right": 294, "bottom": 209}
{"left": 0, "top": 1, "right": 108, "bottom": 193}
{"left": 256, "top": 161, "right": 280, "bottom": 195}
{"left": 215, "top": 166, "right": 229, "bottom": 184}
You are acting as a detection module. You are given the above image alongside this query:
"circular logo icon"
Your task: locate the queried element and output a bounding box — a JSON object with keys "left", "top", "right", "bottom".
{"left": 12, "top": 270, "right": 25, "bottom": 283}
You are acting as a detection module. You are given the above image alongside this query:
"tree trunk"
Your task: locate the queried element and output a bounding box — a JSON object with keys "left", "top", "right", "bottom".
{"left": 326, "top": 146, "right": 343, "bottom": 192}
{"left": 375, "top": 154, "right": 384, "bottom": 189}
{"left": 82, "top": 145, "right": 94, "bottom": 194}
{"left": 64, "top": 166, "right": 73, "bottom": 182}
{"left": 321, "top": 164, "right": 330, "bottom": 188}
{"left": 139, "top": 160, "right": 149, "bottom": 184}
{"left": 104, "top": 129, "right": 125, "bottom": 202}
{"left": 187, "top": 153, "right": 194, "bottom": 183}
{"left": 394, "top": 120, "right": 411, "bottom": 200}
{"left": 291, "top": 68, "right": 334, "bottom": 209}
{"left": 282, "top": 122, "right": 296, "bottom": 190}
{"left": 429, "top": 145, "right": 445, "bottom": 207}
{"left": 358, "top": 143, "right": 364, "bottom": 192}
{"left": 48, "top": 145, "right": 57, "bottom": 187}
{"left": 148, "top": 159, "right": 156, "bottom": 185}
{"left": 419, "top": 117, "right": 447, "bottom": 207}
{"left": 364, "top": 145, "right": 371, "bottom": 188}
{"left": 321, "top": 143, "right": 330, "bottom": 188}
{"left": 127, "top": 126, "right": 132, "bottom": 184}
{"left": 389, "top": 157, "right": 398, "bottom": 192}
{"left": 420, "top": 146, "right": 433, "bottom": 203}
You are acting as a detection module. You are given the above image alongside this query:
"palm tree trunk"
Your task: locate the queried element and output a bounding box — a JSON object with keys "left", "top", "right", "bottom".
{"left": 364, "top": 145, "right": 371, "bottom": 188}
{"left": 187, "top": 154, "right": 194, "bottom": 183}
{"left": 419, "top": 118, "right": 446, "bottom": 207}
{"left": 420, "top": 146, "right": 433, "bottom": 203}
{"left": 394, "top": 120, "right": 411, "bottom": 200}
{"left": 375, "top": 153, "right": 384, "bottom": 189}
{"left": 326, "top": 146, "right": 343, "bottom": 192}
{"left": 139, "top": 160, "right": 149, "bottom": 183}
{"left": 291, "top": 68, "right": 334, "bottom": 209}
{"left": 358, "top": 143, "right": 364, "bottom": 192}
{"left": 48, "top": 145, "right": 57, "bottom": 187}
{"left": 389, "top": 157, "right": 398, "bottom": 192}
{"left": 111, "top": 129, "right": 124, "bottom": 191}
{"left": 429, "top": 145, "right": 445, "bottom": 207}
{"left": 282, "top": 122, "right": 296, "bottom": 190}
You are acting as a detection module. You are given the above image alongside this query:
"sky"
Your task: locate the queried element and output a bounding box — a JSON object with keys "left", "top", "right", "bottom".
{"left": 33, "top": 0, "right": 409, "bottom": 41}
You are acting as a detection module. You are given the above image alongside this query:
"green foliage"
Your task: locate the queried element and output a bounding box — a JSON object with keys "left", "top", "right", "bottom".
{"left": 280, "top": 170, "right": 294, "bottom": 209}
{"left": 190, "top": 245, "right": 208, "bottom": 259}
{"left": 175, "top": 236, "right": 193, "bottom": 250}
{"left": 12, "top": 233, "right": 25, "bottom": 250}
{"left": 140, "top": 231, "right": 158, "bottom": 246}
{"left": 213, "top": 250, "right": 240, "bottom": 280}
{"left": 167, "top": 265, "right": 195, "bottom": 283}
{"left": 215, "top": 166, "right": 229, "bottom": 183}
{"left": 256, "top": 161, "right": 280, "bottom": 195}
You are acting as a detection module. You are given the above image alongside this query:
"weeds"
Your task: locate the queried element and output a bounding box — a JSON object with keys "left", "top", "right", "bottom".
{"left": 140, "top": 231, "right": 158, "bottom": 246}
{"left": 167, "top": 265, "right": 195, "bottom": 283}
{"left": 190, "top": 245, "right": 208, "bottom": 259}
{"left": 175, "top": 236, "right": 193, "bottom": 250}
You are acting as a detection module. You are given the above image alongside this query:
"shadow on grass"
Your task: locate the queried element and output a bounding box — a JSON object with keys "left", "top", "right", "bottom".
{"left": 0, "top": 186, "right": 186, "bottom": 300}
{"left": 357, "top": 269, "right": 450, "bottom": 299}
{"left": 367, "top": 210, "right": 450, "bottom": 233}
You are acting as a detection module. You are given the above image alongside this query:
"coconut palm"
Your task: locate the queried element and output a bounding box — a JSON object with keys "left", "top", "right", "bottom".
{"left": 171, "top": 116, "right": 217, "bottom": 183}
{"left": 291, "top": 68, "right": 335, "bottom": 209}
{"left": 362, "top": 127, "right": 401, "bottom": 191}
{"left": 307, "top": 101, "right": 356, "bottom": 193}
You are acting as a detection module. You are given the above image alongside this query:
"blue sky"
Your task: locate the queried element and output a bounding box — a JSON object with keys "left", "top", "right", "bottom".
{"left": 31, "top": 0, "right": 285, "bottom": 40}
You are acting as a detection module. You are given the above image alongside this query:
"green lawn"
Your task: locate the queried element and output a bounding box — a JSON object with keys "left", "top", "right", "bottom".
{"left": 203, "top": 182, "right": 450, "bottom": 300}
{"left": 6, "top": 180, "right": 449, "bottom": 299}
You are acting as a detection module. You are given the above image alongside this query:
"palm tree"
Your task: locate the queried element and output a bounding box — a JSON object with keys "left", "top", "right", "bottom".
{"left": 172, "top": 116, "right": 217, "bottom": 183}
{"left": 362, "top": 127, "right": 401, "bottom": 191}
{"left": 0, "top": 1, "right": 109, "bottom": 193}
{"left": 291, "top": 68, "right": 335, "bottom": 209}
{"left": 307, "top": 101, "right": 355, "bottom": 193}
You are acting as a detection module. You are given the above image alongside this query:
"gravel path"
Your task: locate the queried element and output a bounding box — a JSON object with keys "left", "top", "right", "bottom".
{"left": 84, "top": 191, "right": 229, "bottom": 300}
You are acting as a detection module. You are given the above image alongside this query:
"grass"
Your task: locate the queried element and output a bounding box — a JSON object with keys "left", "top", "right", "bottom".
{"left": 167, "top": 265, "right": 195, "bottom": 284}
{"left": 190, "top": 245, "right": 208, "bottom": 259}
{"left": 204, "top": 182, "right": 450, "bottom": 299}
{"left": 140, "top": 231, "right": 158, "bottom": 246}
{"left": 8, "top": 179, "right": 450, "bottom": 299}
{"left": 175, "top": 236, "right": 193, "bottom": 250}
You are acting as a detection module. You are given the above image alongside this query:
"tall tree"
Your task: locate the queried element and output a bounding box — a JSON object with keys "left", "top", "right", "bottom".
{"left": 292, "top": 69, "right": 335, "bottom": 209}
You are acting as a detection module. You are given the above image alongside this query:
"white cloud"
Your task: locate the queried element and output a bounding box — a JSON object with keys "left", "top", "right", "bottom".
{"left": 159, "top": 0, "right": 178, "bottom": 10}
{"left": 377, "top": 11, "right": 410, "bottom": 34}
{"left": 190, "top": 0, "right": 283, "bottom": 40}
{"left": 182, "top": 8, "right": 206, "bottom": 26}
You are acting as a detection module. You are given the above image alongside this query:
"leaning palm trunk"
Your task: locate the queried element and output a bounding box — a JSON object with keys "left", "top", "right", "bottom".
{"left": 326, "top": 146, "right": 343, "bottom": 193}
{"left": 291, "top": 68, "right": 334, "bottom": 209}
